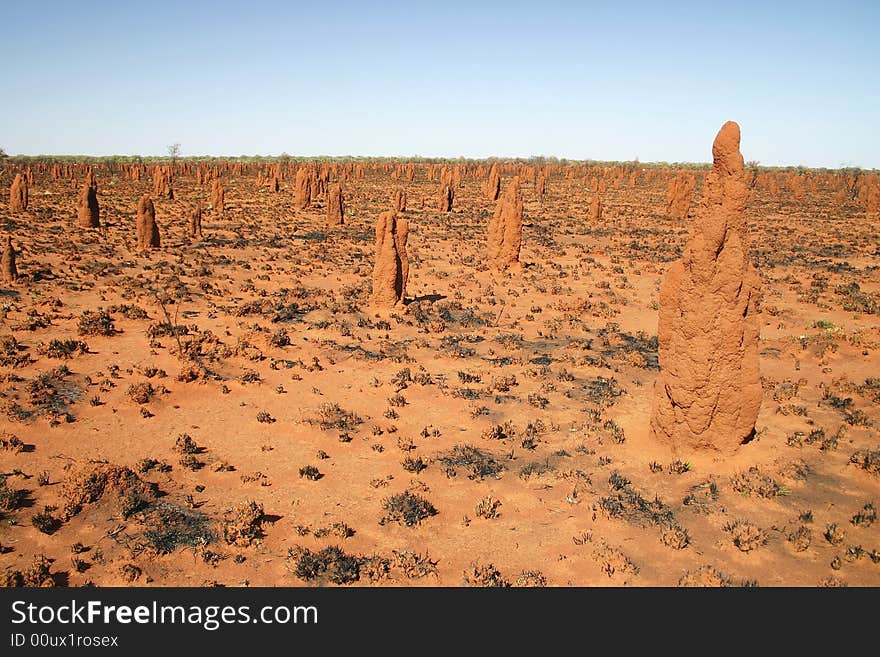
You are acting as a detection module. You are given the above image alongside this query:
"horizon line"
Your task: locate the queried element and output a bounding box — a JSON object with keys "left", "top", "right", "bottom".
{"left": 2, "top": 153, "right": 876, "bottom": 173}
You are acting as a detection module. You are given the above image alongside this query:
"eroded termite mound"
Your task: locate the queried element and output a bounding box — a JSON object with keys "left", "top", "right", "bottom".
{"left": 484, "top": 162, "right": 501, "bottom": 201}
{"left": 136, "top": 195, "right": 161, "bottom": 250}
{"left": 1, "top": 236, "right": 18, "bottom": 284}
{"left": 327, "top": 183, "right": 344, "bottom": 226}
{"left": 487, "top": 176, "right": 523, "bottom": 272}
{"left": 153, "top": 165, "right": 174, "bottom": 199}
{"left": 438, "top": 184, "right": 454, "bottom": 212}
{"left": 371, "top": 210, "right": 409, "bottom": 307}
{"left": 77, "top": 173, "right": 100, "bottom": 228}
{"left": 590, "top": 189, "right": 602, "bottom": 221}
{"left": 190, "top": 202, "right": 203, "bottom": 238}
{"left": 210, "top": 179, "right": 225, "bottom": 212}
{"left": 650, "top": 121, "right": 761, "bottom": 454}
{"left": 295, "top": 167, "right": 312, "bottom": 210}
{"left": 9, "top": 174, "right": 28, "bottom": 213}
{"left": 392, "top": 188, "right": 407, "bottom": 212}
{"left": 667, "top": 171, "right": 696, "bottom": 219}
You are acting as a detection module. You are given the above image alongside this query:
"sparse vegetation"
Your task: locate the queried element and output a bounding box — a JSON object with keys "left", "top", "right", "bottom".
{"left": 440, "top": 445, "right": 504, "bottom": 480}
{"left": 4, "top": 141, "right": 879, "bottom": 589}
{"left": 221, "top": 501, "right": 265, "bottom": 546}
{"left": 307, "top": 403, "right": 363, "bottom": 432}
{"left": 77, "top": 310, "right": 116, "bottom": 336}
{"left": 724, "top": 520, "right": 768, "bottom": 552}
{"left": 380, "top": 491, "right": 437, "bottom": 527}
{"left": 463, "top": 562, "right": 510, "bottom": 587}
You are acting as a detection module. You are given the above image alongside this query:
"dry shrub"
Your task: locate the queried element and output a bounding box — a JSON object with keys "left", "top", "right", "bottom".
{"left": 60, "top": 463, "right": 158, "bottom": 521}
{"left": 379, "top": 491, "right": 437, "bottom": 526}
{"left": 1, "top": 555, "right": 55, "bottom": 587}
{"left": 77, "top": 310, "right": 116, "bottom": 336}
{"left": 678, "top": 565, "right": 741, "bottom": 587}
{"left": 463, "top": 562, "right": 510, "bottom": 587}
{"left": 288, "top": 545, "right": 360, "bottom": 585}
{"left": 220, "top": 501, "right": 265, "bottom": 546}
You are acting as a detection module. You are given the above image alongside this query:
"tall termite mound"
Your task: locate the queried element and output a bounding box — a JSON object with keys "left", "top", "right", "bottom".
{"left": 392, "top": 188, "right": 407, "bottom": 212}
{"left": 327, "top": 184, "right": 344, "bottom": 226}
{"left": 453, "top": 165, "right": 462, "bottom": 188}
{"left": 1, "top": 236, "right": 17, "bottom": 284}
{"left": 210, "top": 179, "right": 225, "bottom": 212}
{"left": 439, "top": 166, "right": 454, "bottom": 189}
{"left": 77, "top": 174, "right": 100, "bottom": 228}
{"left": 484, "top": 163, "right": 501, "bottom": 201}
{"left": 864, "top": 182, "right": 880, "bottom": 218}
{"left": 667, "top": 171, "right": 696, "bottom": 218}
{"left": 9, "top": 174, "right": 28, "bottom": 213}
{"left": 272, "top": 165, "right": 282, "bottom": 192}
{"left": 536, "top": 174, "right": 546, "bottom": 203}
{"left": 371, "top": 210, "right": 408, "bottom": 307}
{"left": 264, "top": 164, "right": 282, "bottom": 192}
{"left": 396, "top": 212, "right": 410, "bottom": 295}
{"left": 294, "top": 168, "right": 312, "bottom": 210}
{"left": 487, "top": 176, "right": 523, "bottom": 272}
{"left": 650, "top": 121, "right": 761, "bottom": 454}
{"left": 313, "top": 169, "right": 327, "bottom": 196}
{"left": 589, "top": 188, "right": 603, "bottom": 221}
{"left": 438, "top": 184, "right": 454, "bottom": 212}
{"left": 190, "top": 202, "right": 203, "bottom": 238}
{"left": 136, "top": 196, "right": 161, "bottom": 250}
{"left": 153, "top": 166, "right": 173, "bottom": 199}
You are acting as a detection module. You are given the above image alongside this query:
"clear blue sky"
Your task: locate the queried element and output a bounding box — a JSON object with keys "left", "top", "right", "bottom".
{"left": 2, "top": 0, "right": 878, "bottom": 167}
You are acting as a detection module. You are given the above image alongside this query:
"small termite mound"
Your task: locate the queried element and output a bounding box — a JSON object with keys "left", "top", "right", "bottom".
{"left": 136, "top": 195, "right": 161, "bottom": 250}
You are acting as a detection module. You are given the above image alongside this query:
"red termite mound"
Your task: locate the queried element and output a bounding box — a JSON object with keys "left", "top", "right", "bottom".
{"left": 650, "top": 121, "right": 761, "bottom": 454}
{"left": 1, "top": 236, "right": 17, "bottom": 284}
{"left": 153, "top": 166, "right": 173, "bottom": 199}
{"left": 484, "top": 163, "right": 501, "bottom": 201}
{"left": 268, "top": 164, "right": 282, "bottom": 192}
{"left": 667, "top": 171, "right": 696, "bottom": 219}
{"left": 371, "top": 210, "right": 408, "bottom": 307}
{"left": 453, "top": 165, "right": 462, "bottom": 188}
{"left": 210, "top": 179, "right": 225, "bottom": 212}
{"left": 9, "top": 174, "right": 28, "bottom": 213}
{"left": 589, "top": 190, "right": 602, "bottom": 221}
{"left": 190, "top": 202, "right": 203, "bottom": 238}
{"left": 396, "top": 213, "right": 410, "bottom": 296}
{"left": 438, "top": 184, "right": 454, "bottom": 212}
{"left": 487, "top": 176, "right": 523, "bottom": 272}
{"left": 327, "top": 183, "right": 344, "bottom": 226}
{"left": 314, "top": 168, "right": 327, "bottom": 196}
{"left": 294, "top": 168, "right": 312, "bottom": 210}
{"left": 77, "top": 174, "right": 100, "bottom": 228}
{"left": 864, "top": 183, "right": 880, "bottom": 217}
{"left": 392, "top": 188, "right": 407, "bottom": 212}
{"left": 136, "top": 196, "right": 161, "bottom": 250}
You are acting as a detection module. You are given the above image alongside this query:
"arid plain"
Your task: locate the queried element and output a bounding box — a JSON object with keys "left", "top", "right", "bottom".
{"left": 1, "top": 141, "right": 878, "bottom": 587}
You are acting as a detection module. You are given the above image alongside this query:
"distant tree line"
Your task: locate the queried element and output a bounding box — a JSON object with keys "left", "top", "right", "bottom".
{"left": 0, "top": 149, "right": 874, "bottom": 174}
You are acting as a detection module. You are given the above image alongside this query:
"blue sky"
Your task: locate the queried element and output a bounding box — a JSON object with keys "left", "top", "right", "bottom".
{"left": 2, "top": 0, "right": 878, "bottom": 167}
